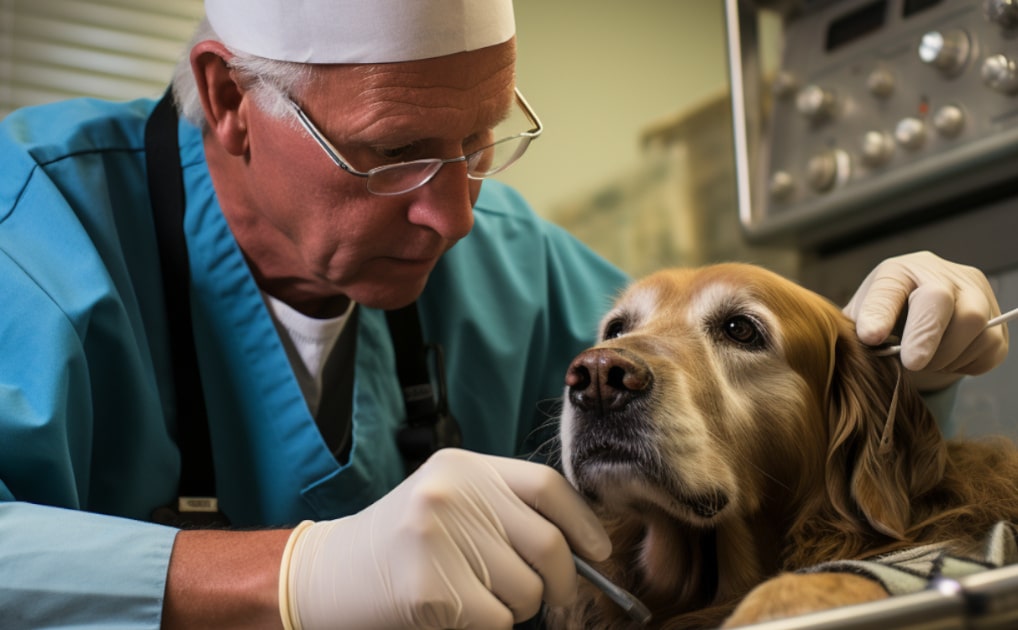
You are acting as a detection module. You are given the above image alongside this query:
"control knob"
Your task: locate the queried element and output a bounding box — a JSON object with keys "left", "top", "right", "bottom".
{"left": 769, "top": 171, "right": 795, "bottom": 201}
{"left": 771, "top": 71, "right": 799, "bottom": 100}
{"left": 894, "top": 117, "right": 928, "bottom": 150}
{"left": 796, "top": 85, "right": 837, "bottom": 122}
{"left": 981, "top": 54, "right": 1018, "bottom": 94}
{"left": 860, "top": 131, "right": 895, "bottom": 167}
{"left": 866, "top": 68, "right": 895, "bottom": 99}
{"left": 806, "top": 149, "right": 850, "bottom": 192}
{"left": 984, "top": 0, "right": 1018, "bottom": 29}
{"left": 918, "top": 30, "right": 971, "bottom": 75}
{"left": 932, "top": 105, "right": 965, "bottom": 137}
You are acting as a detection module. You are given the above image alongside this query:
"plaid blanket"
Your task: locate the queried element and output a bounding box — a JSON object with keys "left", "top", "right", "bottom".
{"left": 798, "top": 521, "right": 1018, "bottom": 596}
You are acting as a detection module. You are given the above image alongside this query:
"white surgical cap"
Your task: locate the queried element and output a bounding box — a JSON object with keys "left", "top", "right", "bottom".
{"left": 204, "top": 0, "right": 516, "bottom": 64}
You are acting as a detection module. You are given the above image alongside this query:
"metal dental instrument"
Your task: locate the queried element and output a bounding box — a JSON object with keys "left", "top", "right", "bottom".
{"left": 874, "top": 306, "right": 1018, "bottom": 357}
{"left": 573, "top": 554, "right": 653, "bottom": 625}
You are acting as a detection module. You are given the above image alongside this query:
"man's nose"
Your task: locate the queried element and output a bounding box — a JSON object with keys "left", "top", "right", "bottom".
{"left": 406, "top": 161, "right": 475, "bottom": 241}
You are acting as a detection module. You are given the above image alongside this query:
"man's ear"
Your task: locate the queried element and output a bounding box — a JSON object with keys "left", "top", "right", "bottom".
{"left": 189, "top": 41, "right": 248, "bottom": 156}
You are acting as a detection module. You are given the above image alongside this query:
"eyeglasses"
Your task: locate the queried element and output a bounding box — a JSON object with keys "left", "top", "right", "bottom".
{"left": 286, "top": 87, "right": 543, "bottom": 196}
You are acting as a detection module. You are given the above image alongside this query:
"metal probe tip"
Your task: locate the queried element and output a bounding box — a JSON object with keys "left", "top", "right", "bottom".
{"left": 573, "top": 554, "right": 653, "bottom": 625}
{"left": 874, "top": 305, "right": 1018, "bottom": 357}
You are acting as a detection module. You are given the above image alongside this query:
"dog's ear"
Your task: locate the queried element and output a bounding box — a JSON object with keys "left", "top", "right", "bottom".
{"left": 824, "top": 323, "right": 947, "bottom": 540}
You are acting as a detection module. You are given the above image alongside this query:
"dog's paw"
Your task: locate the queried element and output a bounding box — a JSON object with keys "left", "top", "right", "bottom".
{"left": 720, "top": 572, "right": 889, "bottom": 628}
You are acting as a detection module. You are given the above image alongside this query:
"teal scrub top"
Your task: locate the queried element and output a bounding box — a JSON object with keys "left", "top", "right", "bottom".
{"left": 0, "top": 97, "right": 630, "bottom": 628}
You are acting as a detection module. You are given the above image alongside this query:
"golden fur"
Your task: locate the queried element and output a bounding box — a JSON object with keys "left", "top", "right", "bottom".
{"left": 548, "top": 263, "right": 1018, "bottom": 629}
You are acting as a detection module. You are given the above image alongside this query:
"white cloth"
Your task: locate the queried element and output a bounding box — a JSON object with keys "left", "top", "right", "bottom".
{"left": 263, "top": 292, "right": 354, "bottom": 416}
{"left": 205, "top": 0, "right": 516, "bottom": 64}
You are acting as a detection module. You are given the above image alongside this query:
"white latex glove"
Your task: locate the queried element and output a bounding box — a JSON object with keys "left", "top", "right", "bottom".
{"left": 843, "top": 251, "right": 1008, "bottom": 391}
{"left": 278, "top": 448, "right": 611, "bottom": 630}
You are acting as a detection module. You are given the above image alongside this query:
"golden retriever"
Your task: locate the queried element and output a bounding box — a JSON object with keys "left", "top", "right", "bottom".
{"left": 548, "top": 263, "right": 1018, "bottom": 629}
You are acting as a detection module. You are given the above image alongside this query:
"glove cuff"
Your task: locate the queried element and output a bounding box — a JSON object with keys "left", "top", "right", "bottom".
{"left": 279, "top": 520, "right": 316, "bottom": 630}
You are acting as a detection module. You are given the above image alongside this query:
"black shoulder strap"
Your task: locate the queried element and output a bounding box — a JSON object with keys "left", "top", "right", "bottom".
{"left": 387, "top": 304, "right": 462, "bottom": 473}
{"left": 145, "top": 90, "right": 227, "bottom": 526}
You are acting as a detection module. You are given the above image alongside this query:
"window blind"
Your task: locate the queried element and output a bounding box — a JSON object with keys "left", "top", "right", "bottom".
{"left": 0, "top": 0, "right": 204, "bottom": 117}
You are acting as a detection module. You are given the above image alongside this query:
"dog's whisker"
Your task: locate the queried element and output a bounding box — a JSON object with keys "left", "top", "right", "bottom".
{"left": 527, "top": 435, "right": 562, "bottom": 466}
{"left": 522, "top": 406, "right": 566, "bottom": 465}
{"left": 746, "top": 458, "right": 793, "bottom": 494}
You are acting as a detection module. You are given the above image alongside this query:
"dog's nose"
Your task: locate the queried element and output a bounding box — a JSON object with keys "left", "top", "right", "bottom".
{"left": 566, "top": 348, "right": 653, "bottom": 413}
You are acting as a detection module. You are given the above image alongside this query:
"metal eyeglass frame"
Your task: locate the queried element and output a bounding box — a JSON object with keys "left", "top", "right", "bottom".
{"left": 286, "top": 87, "right": 543, "bottom": 196}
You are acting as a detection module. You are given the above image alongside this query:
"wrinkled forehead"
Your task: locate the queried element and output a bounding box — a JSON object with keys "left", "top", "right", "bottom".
{"left": 304, "top": 40, "right": 516, "bottom": 95}
{"left": 291, "top": 41, "right": 518, "bottom": 150}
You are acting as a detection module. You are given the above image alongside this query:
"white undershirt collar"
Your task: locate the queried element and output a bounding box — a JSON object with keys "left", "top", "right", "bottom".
{"left": 262, "top": 292, "right": 356, "bottom": 415}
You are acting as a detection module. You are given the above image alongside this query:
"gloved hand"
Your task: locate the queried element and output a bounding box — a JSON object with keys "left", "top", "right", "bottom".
{"left": 278, "top": 448, "right": 611, "bottom": 629}
{"left": 843, "top": 251, "right": 1008, "bottom": 391}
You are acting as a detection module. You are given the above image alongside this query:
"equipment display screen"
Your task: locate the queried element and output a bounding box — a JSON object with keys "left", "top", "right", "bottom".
{"left": 903, "top": 0, "right": 943, "bottom": 18}
{"left": 826, "top": 1, "right": 887, "bottom": 52}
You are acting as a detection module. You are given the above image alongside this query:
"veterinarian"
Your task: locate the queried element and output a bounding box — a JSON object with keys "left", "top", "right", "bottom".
{"left": 0, "top": 1, "right": 1007, "bottom": 628}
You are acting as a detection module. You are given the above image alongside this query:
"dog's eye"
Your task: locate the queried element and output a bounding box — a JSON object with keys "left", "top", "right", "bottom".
{"left": 723, "top": 315, "right": 764, "bottom": 348}
{"left": 603, "top": 318, "right": 627, "bottom": 340}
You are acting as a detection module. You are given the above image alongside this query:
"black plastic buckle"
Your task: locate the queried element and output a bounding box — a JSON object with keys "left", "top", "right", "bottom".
{"left": 151, "top": 496, "right": 231, "bottom": 528}
{"left": 396, "top": 343, "right": 462, "bottom": 474}
{"left": 397, "top": 410, "right": 463, "bottom": 473}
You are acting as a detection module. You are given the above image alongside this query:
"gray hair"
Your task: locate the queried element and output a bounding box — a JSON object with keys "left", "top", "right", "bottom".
{"left": 171, "top": 18, "right": 313, "bottom": 132}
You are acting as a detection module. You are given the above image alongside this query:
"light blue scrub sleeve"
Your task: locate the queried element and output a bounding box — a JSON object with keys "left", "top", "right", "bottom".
{"left": 0, "top": 98, "right": 182, "bottom": 628}
{"left": 0, "top": 502, "right": 177, "bottom": 629}
{"left": 0, "top": 248, "right": 179, "bottom": 628}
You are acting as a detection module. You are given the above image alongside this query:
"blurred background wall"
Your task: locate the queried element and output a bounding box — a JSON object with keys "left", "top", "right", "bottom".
{"left": 503, "top": 1, "right": 729, "bottom": 213}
